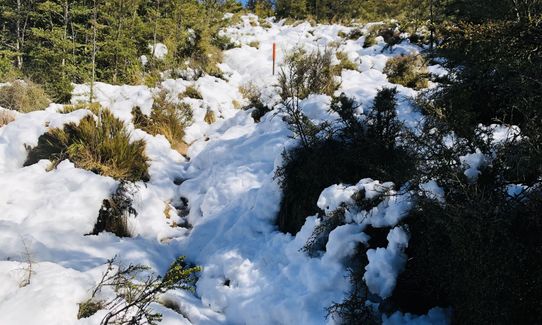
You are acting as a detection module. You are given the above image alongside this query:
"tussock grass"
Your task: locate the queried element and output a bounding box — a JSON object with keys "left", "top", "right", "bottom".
{"left": 248, "top": 41, "right": 260, "bottom": 49}
{"left": 384, "top": 54, "right": 429, "bottom": 90}
{"left": 204, "top": 110, "right": 216, "bottom": 124}
{"left": 0, "top": 110, "right": 15, "bottom": 127}
{"left": 25, "top": 108, "right": 149, "bottom": 182}
{"left": 336, "top": 51, "right": 358, "bottom": 71}
{"left": 60, "top": 102, "right": 101, "bottom": 115}
{"left": 133, "top": 91, "right": 193, "bottom": 155}
{"left": 0, "top": 80, "right": 50, "bottom": 112}
{"left": 182, "top": 85, "right": 203, "bottom": 99}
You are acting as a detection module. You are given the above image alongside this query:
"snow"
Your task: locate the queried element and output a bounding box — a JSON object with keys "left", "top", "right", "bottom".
{"left": 383, "top": 307, "right": 451, "bottom": 325}
{"left": 365, "top": 227, "right": 409, "bottom": 299}
{"left": 0, "top": 14, "right": 454, "bottom": 325}
{"left": 150, "top": 43, "right": 169, "bottom": 60}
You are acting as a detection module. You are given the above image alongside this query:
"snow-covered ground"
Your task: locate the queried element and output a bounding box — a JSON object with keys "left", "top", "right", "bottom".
{"left": 0, "top": 15, "right": 450, "bottom": 324}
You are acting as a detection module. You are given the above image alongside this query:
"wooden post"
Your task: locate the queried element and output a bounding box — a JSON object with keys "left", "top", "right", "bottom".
{"left": 272, "top": 42, "right": 276, "bottom": 75}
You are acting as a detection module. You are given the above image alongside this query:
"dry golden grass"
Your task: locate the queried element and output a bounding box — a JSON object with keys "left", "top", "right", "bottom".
{"left": 204, "top": 110, "right": 217, "bottom": 125}
{"left": 383, "top": 54, "right": 429, "bottom": 90}
{"left": 60, "top": 102, "right": 102, "bottom": 115}
{"left": 26, "top": 108, "right": 150, "bottom": 182}
{"left": 0, "top": 110, "right": 15, "bottom": 127}
{"left": 133, "top": 91, "right": 193, "bottom": 156}
{"left": 182, "top": 85, "right": 203, "bottom": 99}
{"left": 0, "top": 80, "right": 50, "bottom": 112}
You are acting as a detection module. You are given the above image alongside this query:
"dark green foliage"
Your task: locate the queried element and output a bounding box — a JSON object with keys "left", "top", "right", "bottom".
{"left": 326, "top": 248, "right": 379, "bottom": 325}
{"left": 426, "top": 19, "right": 542, "bottom": 138}
{"left": 395, "top": 171, "right": 542, "bottom": 324}
{"left": 0, "top": 0, "right": 234, "bottom": 90}
{"left": 82, "top": 256, "right": 201, "bottom": 325}
{"left": 276, "top": 90, "right": 415, "bottom": 234}
{"left": 388, "top": 118, "right": 542, "bottom": 323}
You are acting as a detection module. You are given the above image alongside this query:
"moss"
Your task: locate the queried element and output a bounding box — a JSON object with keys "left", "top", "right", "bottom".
{"left": 0, "top": 80, "right": 50, "bottom": 112}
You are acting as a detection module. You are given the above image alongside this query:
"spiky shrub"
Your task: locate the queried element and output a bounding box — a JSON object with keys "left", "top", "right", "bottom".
{"left": 326, "top": 248, "right": 379, "bottom": 325}
{"left": 276, "top": 91, "right": 414, "bottom": 234}
{"left": 383, "top": 54, "right": 429, "bottom": 90}
{"left": 390, "top": 121, "right": 542, "bottom": 324}
{"left": 0, "top": 110, "right": 15, "bottom": 127}
{"left": 25, "top": 109, "right": 149, "bottom": 182}
{"left": 78, "top": 256, "right": 201, "bottom": 324}
{"left": 278, "top": 47, "right": 340, "bottom": 101}
{"left": 0, "top": 80, "right": 50, "bottom": 112}
{"left": 133, "top": 91, "right": 193, "bottom": 155}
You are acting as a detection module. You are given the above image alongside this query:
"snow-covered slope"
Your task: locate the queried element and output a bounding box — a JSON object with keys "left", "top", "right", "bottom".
{"left": 0, "top": 15, "right": 448, "bottom": 324}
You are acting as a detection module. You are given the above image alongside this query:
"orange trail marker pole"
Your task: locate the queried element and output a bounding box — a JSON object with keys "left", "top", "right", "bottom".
{"left": 272, "top": 42, "right": 276, "bottom": 75}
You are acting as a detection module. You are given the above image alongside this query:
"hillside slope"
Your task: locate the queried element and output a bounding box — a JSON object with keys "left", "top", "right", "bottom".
{"left": 0, "top": 15, "right": 448, "bottom": 324}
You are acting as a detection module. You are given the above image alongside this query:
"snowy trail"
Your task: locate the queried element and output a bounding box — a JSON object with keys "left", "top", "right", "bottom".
{"left": 0, "top": 15, "right": 448, "bottom": 324}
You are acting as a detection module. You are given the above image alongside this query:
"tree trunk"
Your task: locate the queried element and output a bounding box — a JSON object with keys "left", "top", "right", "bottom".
{"left": 90, "top": 0, "right": 97, "bottom": 103}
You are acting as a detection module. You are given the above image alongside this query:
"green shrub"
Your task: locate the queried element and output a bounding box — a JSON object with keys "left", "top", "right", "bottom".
{"left": 389, "top": 119, "right": 542, "bottom": 324}
{"left": 133, "top": 91, "right": 193, "bottom": 155}
{"left": 212, "top": 34, "right": 239, "bottom": 51}
{"left": 383, "top": 54, "right": 429, "bottom": 90}
{"left": 276, "top": 91, "right": 414, "bottom": 234}
{"left": 25, "top": 109, "right": 149, "bottom": 182}
{"left": 82, "top": 256, "right": 201, "bottom": 324}
{"left": 77, "top": 299, "right": 103, "bottom": 319}
{"left": 182, "top": 85, "right": 203, "bottom": 99}
{"left": 143, "top": 69, "right": 162, "bottom": 88}
{"left": 326, "top": 248, "right": 379, "bottom": 325}
{"left": 0, "top": 56, "right": 21, "bottom": 82}
{"left": 0, "top": 80, "right": 50, "bottom": 112}
{"left": 278, "top": 47, "right": 340, "bottom": 101}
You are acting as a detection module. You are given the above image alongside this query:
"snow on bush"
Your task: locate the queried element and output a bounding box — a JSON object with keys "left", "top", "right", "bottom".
{"left": 364, "top": 226, "right": 409, "bottom": 299}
